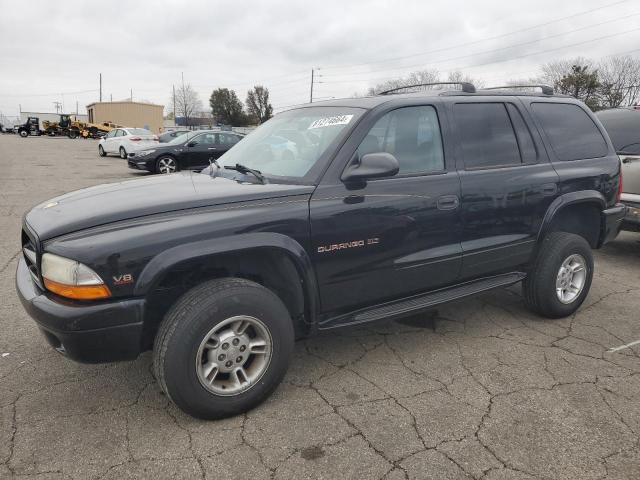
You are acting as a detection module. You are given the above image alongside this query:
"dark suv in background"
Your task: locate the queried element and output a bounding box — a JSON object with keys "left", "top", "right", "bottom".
{"left": 16, "top": 83, "right": 624, "bottom": 419}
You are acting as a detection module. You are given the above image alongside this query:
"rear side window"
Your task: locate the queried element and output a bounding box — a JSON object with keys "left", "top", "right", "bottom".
{"left": 454, "top": 103, "right": 521, "bottom": 169}
{"left": 532, "top": 103, "right": 608, "bottom": 161}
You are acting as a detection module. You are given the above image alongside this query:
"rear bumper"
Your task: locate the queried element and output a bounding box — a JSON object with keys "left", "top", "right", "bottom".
{"left": 601, "top": 203, "right": 626, "bottom": 245}
{"left": 15, "top": 257, "right": 145, "bottom": 363}
{"left": 620, "top": 198, "right": 640, "bottom": 232}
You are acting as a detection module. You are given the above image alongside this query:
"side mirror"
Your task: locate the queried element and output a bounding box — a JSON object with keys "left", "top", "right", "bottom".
{"left": 341, "top": 152, "right": 399, "bottom": 182}
{"left": 187, "top": 141, "right": 198, "bottom": 147}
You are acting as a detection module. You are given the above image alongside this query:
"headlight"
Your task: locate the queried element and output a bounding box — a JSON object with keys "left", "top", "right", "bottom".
{"left": 137, "top": 149, "right": 155, "bottom": 156}
{"left": 41, "top": 253, "right": 111, "bottom": 300}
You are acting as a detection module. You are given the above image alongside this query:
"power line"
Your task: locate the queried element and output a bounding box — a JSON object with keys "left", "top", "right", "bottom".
{"left": 0, "top": 89, "right": 98, "bottom": 98}
{"left": 318, "top": 26, "right": 640, "bottom": 87}
{"left": 320, "top": 0, "right": 632, "bottom": 72}
{"left": 320, "top": 12, "right": 640, "bottom": 81}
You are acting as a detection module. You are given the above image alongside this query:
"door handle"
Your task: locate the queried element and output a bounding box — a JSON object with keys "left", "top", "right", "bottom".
{"left": 437, "top": 195, "right": 459, "bottom": 211}
{"left": 541, "top": 183, "right": 558, "bottom": 196}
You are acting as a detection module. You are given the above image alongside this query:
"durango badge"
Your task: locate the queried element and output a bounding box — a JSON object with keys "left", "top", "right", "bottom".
{"left": 317, "top": 238, "right": 379, "bottom": 253}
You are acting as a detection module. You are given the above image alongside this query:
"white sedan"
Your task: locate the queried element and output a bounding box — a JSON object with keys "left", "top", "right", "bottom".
{"left": 98, "top": 128, "right": 158, "bottom": 159}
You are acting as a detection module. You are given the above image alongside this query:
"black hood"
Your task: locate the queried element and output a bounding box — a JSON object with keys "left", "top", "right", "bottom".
{"left": 26, "top": 172, "right": 314, "bottom": 240}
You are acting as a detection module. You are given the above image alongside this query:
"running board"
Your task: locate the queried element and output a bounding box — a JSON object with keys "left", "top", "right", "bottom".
{"left": 318, "top": 272, "right": 526, "bottom": 330}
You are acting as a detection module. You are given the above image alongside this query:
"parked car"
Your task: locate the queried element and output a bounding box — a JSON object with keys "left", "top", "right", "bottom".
{"left": 98, "top": 128, "right": 158, "bottom": 158}
{"left": 16, "top": 84, "right": 624, "bottom": 419}
{"left": 158, "top": 129, "right": 190, "bottom": 143}
{"left": 596, "top": 107, "right": 640, "bottom": 231}
{"left": 128, "top": 130, "right": 244, "bottom": 174}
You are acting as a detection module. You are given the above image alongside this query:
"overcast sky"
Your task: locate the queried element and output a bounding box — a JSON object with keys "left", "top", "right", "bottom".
{"left": 0, "top": 0, "right": 638, "bottom": 120}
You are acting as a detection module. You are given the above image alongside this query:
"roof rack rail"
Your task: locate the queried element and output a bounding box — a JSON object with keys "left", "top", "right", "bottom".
{"left": 484, "top": 84, "right": 554, "bottom": 95}
{"left": 378, "top": 82, "right": 476, "bottom": 95}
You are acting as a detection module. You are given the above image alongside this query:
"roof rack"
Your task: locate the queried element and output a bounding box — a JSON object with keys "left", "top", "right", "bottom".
{"left": 484, "top": 84, "right": 554, "bottom": 95}
{"left": 378, "top": 82, "right": 476, "bottom": 95}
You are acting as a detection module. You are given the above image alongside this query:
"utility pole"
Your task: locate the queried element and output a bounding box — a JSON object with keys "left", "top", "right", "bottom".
{"left": 99, "top": 73, "right": 102, "bottom": 102}
{"left": 173, "top": 84, "right": 176, "bottom": 123}
{"left": 76, "top": 101, "right": 78, "bottom": 115}
{"left": 110, "top": 94, "right": 112, "bottom": 102}
{"left": 130, "top": 89, "right": 133, "bottom": 102}
{"left": 310, "top": 69, "right": 314, "bottom": 103}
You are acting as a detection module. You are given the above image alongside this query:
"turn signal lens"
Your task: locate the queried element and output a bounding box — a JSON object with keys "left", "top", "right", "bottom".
{"left": 43, "top": 278, "right": 111, "bottom": 300}
{"left": 41, "top": 253, "right": 111, "bottom": 300}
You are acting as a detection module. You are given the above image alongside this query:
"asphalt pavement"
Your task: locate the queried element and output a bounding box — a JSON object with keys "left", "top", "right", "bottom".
{"left": 1, "top": 135, "right": 640, "bottom": 479}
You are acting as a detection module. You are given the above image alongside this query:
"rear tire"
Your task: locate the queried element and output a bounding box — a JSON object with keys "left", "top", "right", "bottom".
{"left": 119, "top": 146, "right": 127, "bottom": 159}
{"left": 523, "top": 232, "right": 593, "bottom": 318}
{"left": 153, "top": 278, "right": 294, "bottom": 419}
{"left": 19, "top": 130, "right": 28, "bottom": 138}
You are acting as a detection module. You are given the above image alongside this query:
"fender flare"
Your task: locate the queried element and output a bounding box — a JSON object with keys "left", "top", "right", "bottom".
{"left": 134, "top": 232, "right": 319, "bottom": 324}
{"left": 537, "top": 190, "right": 606, "bottom": 243}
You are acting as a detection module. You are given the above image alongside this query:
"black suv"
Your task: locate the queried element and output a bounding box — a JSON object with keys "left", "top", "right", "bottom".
{"left": 16, "top": 83, "right": 625, "bottom": 419}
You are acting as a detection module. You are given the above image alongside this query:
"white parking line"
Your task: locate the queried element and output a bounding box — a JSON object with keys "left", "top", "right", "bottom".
{"left": 608, "top": 340, "right": 640, "bottom": 353}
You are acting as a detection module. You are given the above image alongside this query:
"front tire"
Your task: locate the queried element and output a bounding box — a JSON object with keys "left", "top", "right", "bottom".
{"left": 523, "top": 232, "right": 593, "bottom": 318}
{"left": 119, "top": 146, "right": 127, "bottom": 159}
{"left": 156, "top": 156, "right": 178, "bottom": 174}
{"left": 153, "top": 278, "right": 294, "bottom": 419}
{"left": 98, "top": 145, "right": 106, "bottom": 157}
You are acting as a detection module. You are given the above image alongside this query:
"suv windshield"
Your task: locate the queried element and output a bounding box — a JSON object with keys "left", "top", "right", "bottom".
{"left": 217, "top": 107, "right": 363, "bottom": 181}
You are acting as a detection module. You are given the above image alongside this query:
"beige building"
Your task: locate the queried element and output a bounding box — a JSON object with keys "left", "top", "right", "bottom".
{"left": 86, "top": 101, "right": 164, "bottom": 133}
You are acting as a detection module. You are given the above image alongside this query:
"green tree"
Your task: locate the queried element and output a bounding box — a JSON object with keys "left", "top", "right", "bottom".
{"left": 558, "top": 65, "right": 600, "bottom": 110}
{"left": 246, "top": 86, "right": 273, "bottom": 124}
{"left": 209, "top": 88, "right": 245, "bottom": 125}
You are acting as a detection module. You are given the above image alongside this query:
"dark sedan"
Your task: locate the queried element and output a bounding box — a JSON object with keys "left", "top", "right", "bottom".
{"left": 128, "top": 130, "right": 244, "bottom": 174}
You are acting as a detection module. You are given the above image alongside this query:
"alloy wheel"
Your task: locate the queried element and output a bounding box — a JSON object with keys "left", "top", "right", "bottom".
{"left": 158, "top": 157, "right": 177, "bottom": 174}
{"left": 555, "top": 254, "right": 587, "bottom": 304}
{"left": 195, "top": 315, "right": 272, "bottom": 396}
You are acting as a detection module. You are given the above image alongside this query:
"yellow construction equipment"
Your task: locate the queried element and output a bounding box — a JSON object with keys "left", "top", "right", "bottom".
{"left": 42, "top": 115, "right": 120, "bottom": 139}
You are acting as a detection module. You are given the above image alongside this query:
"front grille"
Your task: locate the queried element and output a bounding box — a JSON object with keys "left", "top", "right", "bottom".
{"left": 21, "top": 227, "right": 43, "bottom": 288}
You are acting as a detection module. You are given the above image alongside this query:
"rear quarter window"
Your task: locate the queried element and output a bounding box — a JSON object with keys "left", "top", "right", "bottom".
{"left": 531, "top": 103, "right": 608, "bottom": 161}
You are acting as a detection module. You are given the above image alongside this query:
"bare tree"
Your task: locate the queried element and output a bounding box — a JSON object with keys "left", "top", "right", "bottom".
{"left": 168, "top": 84, "right": 203, "bottom": 127}
{"left": 540, "top": 58, "right": 600, "bottom": 109}
{"left": 446, "top": 71, "right": 484, "bottom": 88}
{"left": 598, "top": 55, "right": 640, "bottom": 108}
{"left": 245, "top": 86, "right": 273, "bottom": 124}
{"left": 368, "top": 69, "right": 440, "bottom": 95}
{"left": 540, "top": 58, "right": 593, "bottom": 89}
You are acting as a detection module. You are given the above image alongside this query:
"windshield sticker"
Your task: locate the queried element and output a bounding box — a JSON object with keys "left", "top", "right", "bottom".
{"left": 308, "top": 114, "right": 354, "bottom": 130}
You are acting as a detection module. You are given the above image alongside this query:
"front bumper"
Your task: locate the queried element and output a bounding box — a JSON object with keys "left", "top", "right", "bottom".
{"left": 16, "top": 257, "right": 145, "bottom": 363}
{"left": 127, "top": 156, "right": 153, "bottom": 172}
{"left": 601, "top": 203, "right": 626, "bottom": 245}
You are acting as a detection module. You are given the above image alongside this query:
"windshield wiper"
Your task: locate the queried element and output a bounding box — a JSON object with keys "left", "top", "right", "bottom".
{"left": 224, "top": 163, "right": 266, "bottom": 184}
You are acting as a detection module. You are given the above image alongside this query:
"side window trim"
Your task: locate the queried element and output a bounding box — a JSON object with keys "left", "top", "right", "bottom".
{"left": 505, "top": 102, "right": 538, "bottom": 165}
